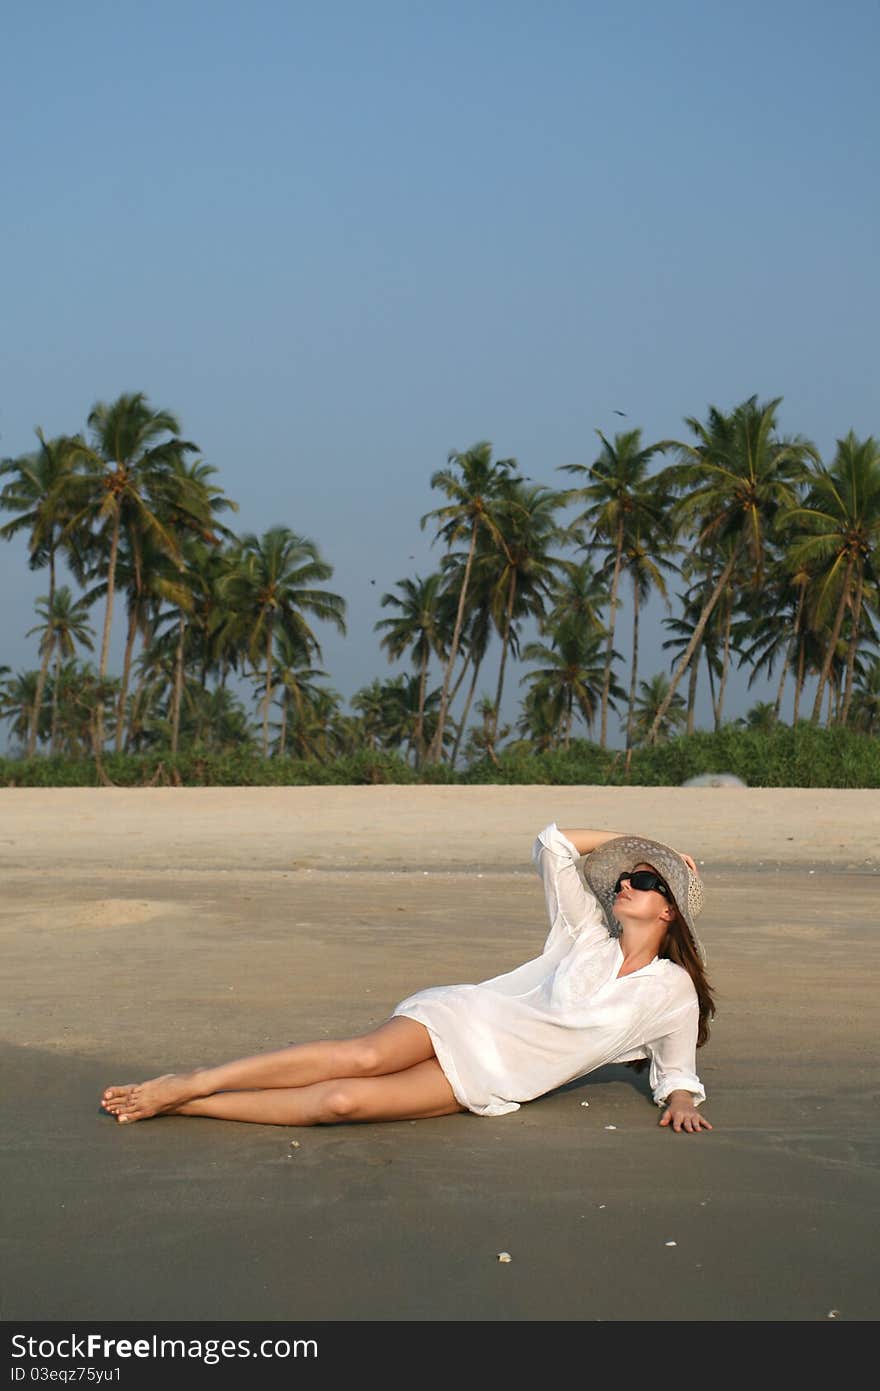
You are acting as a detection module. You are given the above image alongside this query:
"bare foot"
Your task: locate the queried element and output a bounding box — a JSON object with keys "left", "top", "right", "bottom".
{"left": 101, "top": 1084, "right": 136, "bottom": 1115}
{"left": 100, "top": 1073, "right": 199, "bottom": 1123}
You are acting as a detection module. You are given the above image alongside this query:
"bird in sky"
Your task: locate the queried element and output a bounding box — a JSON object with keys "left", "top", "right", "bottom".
{"left": 613, "top": 409, "right": 627, "bottom": 416}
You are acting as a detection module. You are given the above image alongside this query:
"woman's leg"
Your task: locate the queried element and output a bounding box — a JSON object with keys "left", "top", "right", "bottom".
{"left": 101, "top": 1016, "right": 436, "bottom": 1122}
{"left": 134, "top": 1058, "right": 465, "bottom": 1127}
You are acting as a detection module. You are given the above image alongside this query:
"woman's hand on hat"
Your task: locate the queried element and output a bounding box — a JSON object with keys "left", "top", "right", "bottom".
{"left": 659, "top": 1092, "right": 713, "bottom": 1133}
{"left": 678, "top": 852, "right": 698, "bottom": 876}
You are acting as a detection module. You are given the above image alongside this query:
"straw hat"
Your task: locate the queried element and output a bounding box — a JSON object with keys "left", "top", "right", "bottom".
{"left": 583, "top": 834, "right": 706, "bottom": 963}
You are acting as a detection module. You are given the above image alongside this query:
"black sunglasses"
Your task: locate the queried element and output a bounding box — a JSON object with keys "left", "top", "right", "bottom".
{"left": 614, "top": 870, "right": 672, "bottom": 900}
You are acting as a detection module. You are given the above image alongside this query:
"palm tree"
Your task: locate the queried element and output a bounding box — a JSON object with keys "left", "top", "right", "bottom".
{"left": 24, "top": 586, "right": 95, "bottom": 755}
{"left": 0, "top": 430, "right": 83, "bottom": 612}
{"left": 350, "top": 679, "right": 397, "bottom": 753}
{"left": 560, "top": 428, "right": 671, "bottom": 747}
{"left": 849, "top": 657, "right": 880, "bottom": 735}
{"left": 153, "top": 457, "right": 239, "bottom": 754}
{"left": 127, "top": 642, "right": 178, "bottom": 752}
{"left": 253, "top": 630, "right": 328, "bottom": 758}
{"left": 733, "top": 555, "right": 813, "bottom": 721}
{"left": 520, "top": 617, "right": 616, "bottom": 749}
{"left": 789, "top": 615, "right": 829, "bottom": 724}
{"left": 0, "top": 671, "right": 40, "bottom": 752}
{"left": 182, "top": 685, "right": 256, "bottom": 754}
{"left": 514, "top": 683, "right": 561, "bottom": 753}
{"left": 661, "top": 584, "right": 711, "bottom": 735}
{"left": 217, "top": 527, "right": 346, "bottom": 756}
{"left": 62, "top": 393, "right": 200, "bottom": 752}
{"left": 463, "top": 696, "right": 511, "bottom": 767}
{"left": 483, "top": 480, "right": 564, "bottom": 742}
{"left": 674, "top": 540, "right": 756, "bottom": 731}
{"left": 437, "top": 543, "right": 495, "bottom": 767}
{"left": 287, "top": 687, "right": 346, "bottom": 761}
{"left": 157, "top": 464, "right": 236, "bottom": 751}
{"left": 736, "top": 701, "right": 780, "bottom": 732}
{"left": 782, "top": 432, "right": 880, "bottom": 725}
{"left": 182, "top": 539, "right": 247, "bottom": 691}
{"left": 375, "top": 572, "right": 448, "bottom": 766}
{"left": 630, "top": 673, "right": 687, "bottom": 746}
{"left": 704, "top": 538, "right": 754, "bottom": 730}
{"left": 59, "top": 664, "right": 120, "bottom": 763}
{"left": 544, "top": 549, "right": 610, "bottom": 637}
{"left": 90, "top": 530, "right": 191, "bottom": 752}
{"left": 518, "top": 555, "right": 608, "bottom": 749}
{"left": 421, "top": 442, "right": 519, "bottom": 761}
{"left": 385, "top": 674, "right": 429, "bottom": 762}
{"left": 647, "top": 396, "right": 817, "bottom": 743}
{"left": 605, "top": 504, "right": 678, "bottom": 750}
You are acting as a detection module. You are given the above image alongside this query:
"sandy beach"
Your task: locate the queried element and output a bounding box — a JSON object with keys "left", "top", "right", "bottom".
{"left": 1, "top": 785, "right": 877, "bottom": 1322}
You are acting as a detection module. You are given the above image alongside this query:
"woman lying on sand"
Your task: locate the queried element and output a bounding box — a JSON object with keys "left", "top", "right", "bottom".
{"left": 101, "top": 822, "right": 715, "bottom": 1134}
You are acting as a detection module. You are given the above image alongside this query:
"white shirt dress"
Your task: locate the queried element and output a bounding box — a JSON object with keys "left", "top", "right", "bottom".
{"left": 392, "top": 823, "right": 706, "bottom": 1117}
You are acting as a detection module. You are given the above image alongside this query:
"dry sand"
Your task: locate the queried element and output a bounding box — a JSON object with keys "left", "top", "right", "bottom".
{"left": 1, "top": 786, "right": 878, "bottom": 1323}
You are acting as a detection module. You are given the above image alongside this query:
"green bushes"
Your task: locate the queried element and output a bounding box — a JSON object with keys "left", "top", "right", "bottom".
{"left": 0, "top": 748, "right": 433, "bottom": 787}
{"left": 619, "top": 723, "right": 880, "bottom": 788}
{"left": 1, "top": 723, "right": 877, "bottom": 787}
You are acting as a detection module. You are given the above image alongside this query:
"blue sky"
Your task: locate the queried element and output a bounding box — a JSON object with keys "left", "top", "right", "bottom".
{"left": 2, "top": 0, "right": 877, "bottom": 746}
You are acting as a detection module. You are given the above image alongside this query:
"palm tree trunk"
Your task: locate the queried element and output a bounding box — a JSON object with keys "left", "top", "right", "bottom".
{"left": 170, "top": 608, "right": 186, "bottom": 755}
{"left": 773, "top": 656, "right": 788, "bottom": 720}
{"left": 415, "top": 649, "right": 429, "bottom": 768}
{"left": 429, "top": 523, "right": 478, "bottom": 762}
{"left": 95, "top": 510, "right": 122, "bottom": 754}
{"left": 279, "top": 691, "right": 288, "bottom": 758}
{"left": 448, "top": 647, "right": 472, "bottom": 704}
{"left": 626, "top": 578, "right": 641, "bottom": 752}
{"left": 450, "top": 654, "right": 483, "bottom": 768}
{"left": 492, "top": 572, "right": 517, "bottom": 741}
{"left": 840, "top": 573, "right": 864, "bottom": 726}
{"left": 774, "top": 589, "right": 804, "bottom": 719}
{"left": 600, "top": 524, "right": 624, "bottom": 749}
{"left": 51, "top": 650, "right": 62, "bottom": 755}
{"left": 715, "top": 598, "right": 733, "bottom": 727}
{"left": 116, "top": 607, "right": 139, "bottom": 753}
{"left": 811, "top": 558, "right": 853, "bottom": 723}
{"left": 706, "top": 647, "right": 718, "bottom": 725}
{"left": 262, "top": 620, "right": 274, "bottom": 756}
{"left": 647, "top": 545, "right": 740, "bottom": 745}
{"left": 28, "top": 642, "right": 53, "bottom": 756}
{"left": 793, "top": 642, "right": 806, "bottom": 723}
{"left": 128, "top": 619, "right": 155, "bottom": 753}
{"left": 686, "top": 646, "right": 699, "bottom": 735}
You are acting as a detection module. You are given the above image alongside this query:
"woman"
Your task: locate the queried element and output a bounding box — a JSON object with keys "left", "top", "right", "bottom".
{"left": 101, "top": 822, "right": 714, "bottom": 1134}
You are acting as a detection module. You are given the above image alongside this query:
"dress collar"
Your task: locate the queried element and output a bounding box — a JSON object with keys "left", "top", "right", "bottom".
{"left": 613, "top": 941, "right": 665, "bottom": 979}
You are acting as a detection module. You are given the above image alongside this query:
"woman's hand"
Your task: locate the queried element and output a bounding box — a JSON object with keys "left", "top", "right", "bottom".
{"left": 678, "top": 852, "right": 698, "bottom": 875}
{"left": 659, "top": 1091, "right": 713, "bottom": 1133}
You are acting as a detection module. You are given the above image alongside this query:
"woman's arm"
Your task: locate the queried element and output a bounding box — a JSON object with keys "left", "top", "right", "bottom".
{"left": 659, "top": 1090, "right": 713, "bottom": 1134}
{"left": 557, "top": 828, "right": 624, "bottom": 856}
{"left": 561, "top": 828, "right": 698, "bottom": 876}
{"left": 532, "top": 825, "right": 608, "bottom": 948}
{"left": 647, "top": 999, "right": 710, "bottom": 1135}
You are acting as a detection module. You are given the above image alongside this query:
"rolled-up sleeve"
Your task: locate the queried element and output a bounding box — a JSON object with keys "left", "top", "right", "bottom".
{"left": 532, "top": 823, "right": 608, "bottom": 952}
{"left": 647, "top": 1000, "right": 706, "bottom": 1107}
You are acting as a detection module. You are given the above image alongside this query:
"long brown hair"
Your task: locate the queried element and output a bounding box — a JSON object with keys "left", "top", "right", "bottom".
{"left": 626, "top": 891, "right": 715, "bottom": 1074}
{"left": 658, "top": 903, "right": 715, "bottom": 1049}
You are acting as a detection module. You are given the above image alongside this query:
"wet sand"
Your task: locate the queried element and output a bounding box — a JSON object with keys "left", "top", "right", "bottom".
{"left": 1, "top": 787, "right": 877, "bottom": 1322}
